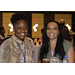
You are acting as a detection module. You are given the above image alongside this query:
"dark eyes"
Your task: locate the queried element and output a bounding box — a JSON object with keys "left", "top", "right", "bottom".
{"left": 47, "top": 27, "right": 57, "bottom": 30}
{"left": 17, "top": 27, "right": 27, "bottom": 29}
{"left": 53, "top": 28, "right": 57, "bottom": 30}
{"left": 24, "top": 27, "right": 27, "bottom": 29}
{"left": 18, "top": 27, "right": 21, "bottom": 29}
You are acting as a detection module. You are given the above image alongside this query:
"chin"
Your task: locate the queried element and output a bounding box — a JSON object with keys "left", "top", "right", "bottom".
{"left": 50, "top": 37, "right": 57, "bottom": 40}
{"left": 18, "top": 38, "right": 24, "bottom": 41}
{"left": 21, "top": 37, "right": 25, "bottom": 39}
{"left": 50, "top": 38, "right": 54, "bottom": 40}
{"left": 49, "top": 37, "right": 54, "bottom": 39}
{"left": 20, "top": 38, "right": 25, "bottom": 41}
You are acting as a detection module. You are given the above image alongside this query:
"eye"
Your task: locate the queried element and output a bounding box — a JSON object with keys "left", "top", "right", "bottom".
{"left": 24, "top": 27, "right": 27, "bottom": 29}
{"left": 18, "top": 27, "right": 21, "bottom": 29}
{"left": 53, "top": 28, "right": 57, "bottom": 30}
{"left": 47, "top": 28, "right": 50, "bottom": 30}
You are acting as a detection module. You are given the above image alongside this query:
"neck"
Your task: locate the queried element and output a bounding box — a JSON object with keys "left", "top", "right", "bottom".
{"left": 49, "top": 38, "right": 57, "bottom": 46}
{"left": 49, "top": 38, "right": 57, "bottom": 57}
{"left": 15, "top": 35, "right": 24, "bottom": 41}
{"left": 22, "top": 39, "right": 24, "bottom": 41}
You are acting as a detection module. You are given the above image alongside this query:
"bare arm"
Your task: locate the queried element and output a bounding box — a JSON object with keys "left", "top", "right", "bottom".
{"left": 67, "top": 45, "right": 74, "bottom": 63}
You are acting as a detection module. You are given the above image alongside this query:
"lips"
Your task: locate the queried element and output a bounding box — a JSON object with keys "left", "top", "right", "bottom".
{"left": 49, "top": 34, "right": 54, "bottom": 36}
{"left": 21, "top": 33, "right": 25, "bottom": 36}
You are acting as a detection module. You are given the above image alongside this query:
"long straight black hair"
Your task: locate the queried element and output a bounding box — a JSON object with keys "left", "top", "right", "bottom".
{"left": 39, "top": 20, "right": 65, "bottom": 61}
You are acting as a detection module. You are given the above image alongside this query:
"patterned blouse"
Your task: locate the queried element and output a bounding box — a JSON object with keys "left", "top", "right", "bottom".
{"left": 0, "top": 35, "right": 34, "bottom": 63}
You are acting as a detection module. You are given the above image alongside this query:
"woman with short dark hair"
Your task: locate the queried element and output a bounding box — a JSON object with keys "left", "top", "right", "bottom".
{"left": 0, "top": 14, "right": 34, "bottom": 63}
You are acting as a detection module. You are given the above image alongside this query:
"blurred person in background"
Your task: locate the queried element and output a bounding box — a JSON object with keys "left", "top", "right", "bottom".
{"left": 38, "top": 28, "right": 44, "bottom": 41}
{"left": 60, "top": 19, "right": 65, "bottom": 29}
{"left": 0, "top": 27, "right": 7, "bottom": 39}
{"left": 38, "top": 20, "right": 74, "bottom": 63}
{"left": 0, "top": 14, "right": 34, "bottom": 63}
{"left": 61, "top": 26, "right": 72, "bottom": 42}
{"left": 60, "top": 19, "right": 72, "bottom": 42}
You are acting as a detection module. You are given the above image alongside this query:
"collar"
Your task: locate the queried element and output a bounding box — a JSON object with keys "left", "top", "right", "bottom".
{"left": 11, "top": 35, "right": 25, "bottom": 44}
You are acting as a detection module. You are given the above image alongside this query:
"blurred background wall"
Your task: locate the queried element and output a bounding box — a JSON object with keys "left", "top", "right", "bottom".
{"left": 0, "top": 11, "right": 75, "bottom": 41}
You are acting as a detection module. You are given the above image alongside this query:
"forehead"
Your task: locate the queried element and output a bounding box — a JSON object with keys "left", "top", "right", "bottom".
{"left": 14, "top": 19, "right": 28, "bottom": 26}
{"left": 47, "top": 22, "right": 58, "bottom": 27}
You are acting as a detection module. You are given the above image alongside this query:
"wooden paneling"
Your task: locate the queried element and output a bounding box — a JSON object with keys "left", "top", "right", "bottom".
{"left": 3, "top": 13, "right": 15, "bottom": 35}
{"left": 0, "top": 12, "right": 2, "bottom": 27}
{"left": 44, "top": 13, "right": 54, "bottom": 27}
{"left": 32, "top": 13, "right": 44, "bottom": 38}
{"left": 55, "top": 14, "right": 72, "bottom": 28}
{"left": 72, "top": 13, "right": 75, "bottom": 43}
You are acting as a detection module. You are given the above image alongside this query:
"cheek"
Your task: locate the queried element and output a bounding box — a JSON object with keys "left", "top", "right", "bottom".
{"left": 55, "top": 31, "right": 59, "bottom": 36}
{"left": 14, "top": 29, "right": 20, "bottom": 34}
{"left": 25, "top": 29, "right": 28, "bottom": 32}
{"left": 46, "top": 30, "right": 49, "bottom": 33}
{"left": 15, "top": 30, "right": 20, "bottom": 33}
{"left": 25, "top": 29, "right": 28, "bottom": 36}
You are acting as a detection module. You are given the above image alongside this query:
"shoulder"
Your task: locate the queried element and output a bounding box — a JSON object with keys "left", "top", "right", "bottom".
{"left": 25, "top": 39, "right": 33, "bottom": 49}
{"left": 63, "top": 39, "right": 72, "bottom": 45}
{"left": 0, "top": 37, "right": 12, "bottom": 58}
{"left": 63, "top": 39, "right": 72, "bottom": 54}
{"left": 0, "top": 37, "right": 12, "bottom": 49}
{"left": 25, "top": 39, "right": 32, "bottom": 44}
{"left": 27, "top": 37, "right": 33, "bottom": 41}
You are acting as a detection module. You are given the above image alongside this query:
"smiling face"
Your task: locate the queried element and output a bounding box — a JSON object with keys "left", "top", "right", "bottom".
{"left": 14, "top": 19, "right": 28, "bottom": 41}
{"left": 46, "top": 22, "right": 59, "bottom": 40}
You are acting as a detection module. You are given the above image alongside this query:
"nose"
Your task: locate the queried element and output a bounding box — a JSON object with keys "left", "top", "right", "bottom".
{"left": 21, "top": 28, "right": 25, "bottom": 32}
{"left": 50, "top": 29, "right": 53, "bottom": 32}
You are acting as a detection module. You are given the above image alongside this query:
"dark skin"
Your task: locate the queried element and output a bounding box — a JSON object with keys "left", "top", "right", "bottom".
{"left": 0, "top": 28, "right": 5, "bottom": 37}
{"left": 13, "top": 19, "right": 28, "bottom": 41}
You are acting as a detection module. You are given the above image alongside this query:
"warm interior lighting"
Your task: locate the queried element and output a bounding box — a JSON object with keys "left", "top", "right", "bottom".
{"left": 8, "top": 23, "right": 13, "bottom": 32}
{"left": 33, "top": 24, "right": 38, "bottom": 32}
{"left": 65, "top": 24, "right": 71, "bottom": 31}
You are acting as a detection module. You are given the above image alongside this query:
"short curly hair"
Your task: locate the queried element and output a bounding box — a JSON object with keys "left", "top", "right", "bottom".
{"left": 10, "top": 14, "right": 27, "bottom": 25}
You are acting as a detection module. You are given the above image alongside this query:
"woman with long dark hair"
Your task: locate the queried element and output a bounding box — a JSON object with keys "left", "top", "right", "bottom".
{"left": 38, "top": 20, "right": 74, "bottom": 63}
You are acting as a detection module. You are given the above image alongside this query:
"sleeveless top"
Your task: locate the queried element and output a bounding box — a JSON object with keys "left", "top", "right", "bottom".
{"left": 39, "top": 39, "right": 72, "bottom": 63}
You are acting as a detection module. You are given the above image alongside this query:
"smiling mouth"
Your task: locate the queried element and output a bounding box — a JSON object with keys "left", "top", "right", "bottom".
{"left": 21, "top": 33, "right": 25, "bottom": 36}
{"left": 49, "top": 34, "right": 54, "bottom": 36}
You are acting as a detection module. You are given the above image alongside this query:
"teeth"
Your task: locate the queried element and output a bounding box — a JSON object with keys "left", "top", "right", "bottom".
{"left": 50, "top": 34, "right": 54, "bottom": 36}
{"left": 21, "top": 33, "right": 25, "bottom": 35}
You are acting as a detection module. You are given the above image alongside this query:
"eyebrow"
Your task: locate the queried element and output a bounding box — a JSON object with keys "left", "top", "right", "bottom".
{"left": 47, "top": 26, "right": 58, "bottom": 27}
